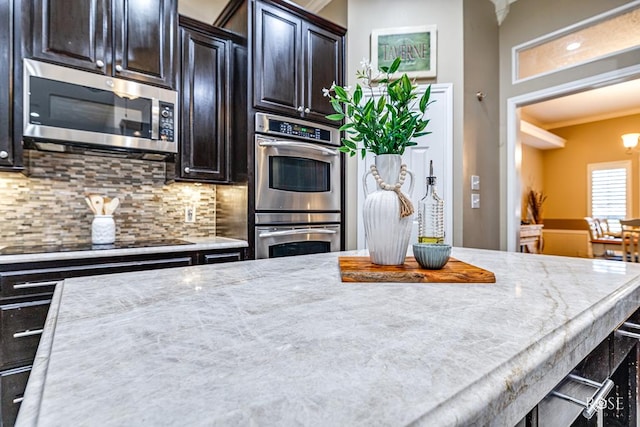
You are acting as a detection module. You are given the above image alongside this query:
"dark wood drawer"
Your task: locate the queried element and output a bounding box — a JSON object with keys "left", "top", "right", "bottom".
{"left": 0, "top": 300, "right": 50, "bottom": 370}
{"left": 0, "top": 271, "right": 58, "bottom": 300}
{"left": 1, "top": 255, "right": 196, "bottom": 300}
{"left": 0, "top": 366, "right": 30, "bottom": 427}
{"left": 537, "top": 337, "right": 611, "bottom": 426}
{"left": 201, "top": 250, "right": 244, "bottom": 264}
{"left": 611, "top": 310, "right": 640, "bottom": 374}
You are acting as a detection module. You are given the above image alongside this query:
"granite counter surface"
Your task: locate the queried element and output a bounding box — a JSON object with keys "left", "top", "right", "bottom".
{"left": 0, "top": 237, "right": 248, "bottom": 264}
{"left": 16, "top": 248, "right": 640, "bottom": 426}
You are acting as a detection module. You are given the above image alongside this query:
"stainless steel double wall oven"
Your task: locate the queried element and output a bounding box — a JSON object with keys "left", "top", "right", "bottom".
{"left": 254, "top": 113, "right": 342, "bottom": 259}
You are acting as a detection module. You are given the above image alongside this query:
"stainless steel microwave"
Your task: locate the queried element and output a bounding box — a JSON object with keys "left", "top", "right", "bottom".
{"left": 23, "top": 59, "right": 178, "bottom": 156}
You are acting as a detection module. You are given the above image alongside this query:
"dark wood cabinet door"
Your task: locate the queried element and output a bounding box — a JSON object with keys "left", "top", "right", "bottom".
{"left": 1, "top": 366, "right": 30, "bottom": 427}
{"left": 253, "top": 2, "right": 302, "bottom": 116}
{"left": 0, "top": 0, "right": 13, "bottom": 169}
{"left": 302, "top": 22, "right": 343, "bottom": 125}
{"left": 180, "top": 27, "right": 229, "bottom": 183}
{"left": 0, "top": 300, "right": 50, "bottom": 370}
{"left": 31, "top": 0, "right": 110, "bottom": 73}
{"left": 113, "top": 0, "right": 176, "bottom": 88}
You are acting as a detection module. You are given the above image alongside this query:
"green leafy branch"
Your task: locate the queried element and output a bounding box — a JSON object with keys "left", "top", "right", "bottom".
{"left": 323, "top": 57, "right": 435, "bottom": 158}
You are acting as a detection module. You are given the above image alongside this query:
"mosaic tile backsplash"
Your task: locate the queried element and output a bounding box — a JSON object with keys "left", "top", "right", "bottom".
{"left": 0, "top": 150, "right": 223, "bottom": 247}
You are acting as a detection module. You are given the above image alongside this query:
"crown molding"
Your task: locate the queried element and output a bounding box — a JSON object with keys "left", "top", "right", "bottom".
{"left": 490, "top": 0, "right": 520, "bottom": 25}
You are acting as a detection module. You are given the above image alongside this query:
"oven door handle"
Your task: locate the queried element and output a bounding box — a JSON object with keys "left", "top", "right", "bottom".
{"left": 258, "top": 141, "right": 339, "bottom": 156}
{"left": 259, "top": 228, "right": 338, "bottom": 238}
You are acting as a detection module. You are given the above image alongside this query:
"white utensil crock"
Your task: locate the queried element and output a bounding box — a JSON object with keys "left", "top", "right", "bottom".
{"left": 92, "top": 215, "right": 116, "bottom": 244}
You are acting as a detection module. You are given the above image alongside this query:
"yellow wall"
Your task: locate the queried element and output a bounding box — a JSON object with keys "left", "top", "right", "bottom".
{"left": 520, "top": 143, "right": 545, "bottom": 222}
{"left": 542, "top": 113, "right": 640, "bottom": 219}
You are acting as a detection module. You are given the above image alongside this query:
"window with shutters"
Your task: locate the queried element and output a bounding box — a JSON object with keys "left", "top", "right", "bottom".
{"left": 587, "top": 160, "right": 631, "bottom": 233}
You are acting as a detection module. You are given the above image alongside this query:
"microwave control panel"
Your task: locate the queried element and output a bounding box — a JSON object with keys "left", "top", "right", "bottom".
{"left": 159, "top": 102, "right": 175, "bottom": 142}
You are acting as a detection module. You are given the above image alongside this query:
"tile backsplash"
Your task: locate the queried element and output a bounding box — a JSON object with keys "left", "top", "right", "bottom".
{"left": 0, "top": 150, "right": 219, "bottom": 247}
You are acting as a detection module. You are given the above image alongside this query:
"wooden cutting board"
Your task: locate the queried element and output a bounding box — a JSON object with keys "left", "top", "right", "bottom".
{"left": 338, "top": 256, "right": 496, "bottom": 283}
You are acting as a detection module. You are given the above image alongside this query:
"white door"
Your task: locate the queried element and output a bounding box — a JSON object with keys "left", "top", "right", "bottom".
{"left": 357, "top": 83, "right": 453, "bottom": 249}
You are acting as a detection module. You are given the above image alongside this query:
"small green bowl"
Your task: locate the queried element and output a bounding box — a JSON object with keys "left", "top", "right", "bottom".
{"left": 413, "top": 243, "right": 452, "bottom": 270}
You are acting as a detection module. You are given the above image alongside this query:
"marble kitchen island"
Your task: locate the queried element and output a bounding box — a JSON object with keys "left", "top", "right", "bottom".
{"left": 16, "top": 248, "right": 640, "bottom": 426}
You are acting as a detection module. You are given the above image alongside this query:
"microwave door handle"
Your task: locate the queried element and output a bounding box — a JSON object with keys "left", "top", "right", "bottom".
{"left": 259, "top": 229, "right": 338, "bottom": 238}
{"left": 258, "top": 141, "right": 339, "bottom": 156}
{"left": 151, "top": 98, "right": 159, "bottom": 140}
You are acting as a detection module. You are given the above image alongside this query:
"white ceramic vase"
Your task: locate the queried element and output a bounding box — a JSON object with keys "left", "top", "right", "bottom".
{"left": 92, "top": 215, "right": 116, "bottom": 245}
{"left": 363, "top": 154, "right": 414, "bottom": 265}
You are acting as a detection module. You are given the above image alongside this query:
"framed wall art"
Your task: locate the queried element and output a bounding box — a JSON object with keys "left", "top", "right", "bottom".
{"left": 371, "top": 25, "right": 437, "bottom": 79}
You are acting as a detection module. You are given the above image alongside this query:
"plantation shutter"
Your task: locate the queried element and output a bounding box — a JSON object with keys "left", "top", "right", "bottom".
{"left": 589, "top": 162, "right": 630, "bottom": 223}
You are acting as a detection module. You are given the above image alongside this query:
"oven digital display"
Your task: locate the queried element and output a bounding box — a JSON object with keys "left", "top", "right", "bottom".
{"left": 267, "top": 119, "right": 332, "bottom": 142}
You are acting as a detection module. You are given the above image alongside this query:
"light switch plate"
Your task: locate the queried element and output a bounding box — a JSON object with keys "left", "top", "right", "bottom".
{"left": 471, "top": 175, "right": 480, "bottom": 191}
{"left": 185, "top": 206, "right": 196, "bottom": 223}
{"left": 471, "top": 193, "right": 480, "bottom": 209}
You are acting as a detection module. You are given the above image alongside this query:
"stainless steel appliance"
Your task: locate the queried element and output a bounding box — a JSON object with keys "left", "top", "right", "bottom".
{"left": 255, "top": 213, "right": 341, "bottom": 259}
{"left": 23, "top": 59, "right": 178, "bottom": 157}
{"left": 254, "top": 113, "right": 342, "bottom": 259}
{"left": 255, "top": 112, "right": 340, "bottom": 212}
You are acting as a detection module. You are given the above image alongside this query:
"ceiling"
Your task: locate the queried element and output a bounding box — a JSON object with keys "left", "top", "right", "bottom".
{"left": 293, "top": 0, "right": 332, "bottom": 13}
{"left": 520, "top": 78, "right": 640, "bottom": 130}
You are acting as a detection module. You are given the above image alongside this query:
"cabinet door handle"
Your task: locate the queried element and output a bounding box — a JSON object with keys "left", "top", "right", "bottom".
{"left": 13, "top": 397, "right": 24, "bottom": 404}
{"left": 96, "top": 59, "right": 105, "bottom": 68}
{"left": 115, "top": 64, "right": 123, "bottom": 72}
{"left": 0, "top": 150, "right": 8, "bottom": 159}
{"left": 13, "top": 281, "right": 59, "bottom": 290}
{"left": 304, "top": 107, "right": 310, "bottom": 113}
{"left": 550, "top": 374, "right": 614, "bottom": 419}
{"left": 184, "top": 167, "right": 219, "bottom": 175}
{"left": 13, "top": 329, "right": 44, "bottom": 339}
{"left": 614, "top": 321, "right": 640, "bottom": 339}
{"left": 297, "top": 106, "right": 304, "bottom": 112}
{"left": 259, "top": 228, "right": 337, "bottom": 238}
{"left": 258, "top": 140, "right": 338, "bottom": 156}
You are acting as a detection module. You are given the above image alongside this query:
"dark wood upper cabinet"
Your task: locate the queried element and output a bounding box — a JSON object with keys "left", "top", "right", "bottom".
{"left": 0, "top": 0, "right": 22, "bottom": 172}
{"left": 253, "top": 1, "right": 343, "bottom": 125}
{"left": 30, "top": 0, "right": 176, "bottom": 89}
{"left": 31, "top": 0, "right": 109, "bottom": 73}
{"left": 0, "top": 0, "right": 13, "bottom": 169}
{"left": 173, "top": 16, "right": 246, "bottom": 184}
{"left": 113, "top": 0, "right": 176, "bottom": 87}
{"left": 303, "top": 22, "right": 343, "bottom": 124}
{"left": 178, "top": 20, "right": 230, "bottom": 183}
{"left": 254, "top": 2, "right": 300, "bottom": 114}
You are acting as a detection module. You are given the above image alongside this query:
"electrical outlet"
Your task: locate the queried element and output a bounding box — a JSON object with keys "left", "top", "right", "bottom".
{"left": 184, "top": 206, "right": 196, "bottom": 223}
{"left": 471, "top": 175, "right": 480, "bottom": 191}
{"left": 471, "top": 194, "right": 480, "bottom": 209}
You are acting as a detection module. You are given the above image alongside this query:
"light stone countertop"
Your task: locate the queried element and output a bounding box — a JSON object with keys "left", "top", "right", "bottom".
{"left": 0, "top": 236, "right": 248, "bottom": 264}
{"left": 16, "top": 248, "right": 640, "bottom": 426}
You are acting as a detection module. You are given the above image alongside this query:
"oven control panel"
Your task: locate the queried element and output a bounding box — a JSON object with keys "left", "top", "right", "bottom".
{"left": 268, "top": 121, "right": 330, "bottom": 141}
{"left": 255, "top": 113, "right": 338, "bottom": 145}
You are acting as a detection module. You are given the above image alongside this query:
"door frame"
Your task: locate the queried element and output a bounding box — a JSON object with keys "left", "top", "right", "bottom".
{"left": 357, "top": 83, "right": 453, "bottom": 249}
{"left": 505, "top": 64, "right": 640, "bottom": 251}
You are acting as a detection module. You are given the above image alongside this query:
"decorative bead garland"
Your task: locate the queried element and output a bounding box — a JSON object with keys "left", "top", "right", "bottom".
{"left": 370, "top": 164, "right": 407, "bottom": 190}
{"left": 370, "top": 163, "right": 414, "bottom": 218}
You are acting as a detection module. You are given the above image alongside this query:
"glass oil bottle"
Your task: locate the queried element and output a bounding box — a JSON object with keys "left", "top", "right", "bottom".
{"left": 418, "top": 160, "right": 444, "bottom": 243}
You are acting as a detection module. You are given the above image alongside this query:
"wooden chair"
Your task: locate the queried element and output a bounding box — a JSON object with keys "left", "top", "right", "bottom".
{"left": 620, "top": 219, "right": 640, "bottom": 262}
{"left": 585, "top": 217, "right": 622, "bottom": 258}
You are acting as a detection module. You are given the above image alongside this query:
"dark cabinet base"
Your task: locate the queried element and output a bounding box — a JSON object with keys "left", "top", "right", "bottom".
{"left": 1, "top": 367, "right": 30, "bottom": 427}
{"left": 0, "top": 246, "right": 246, "bottom": 426}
